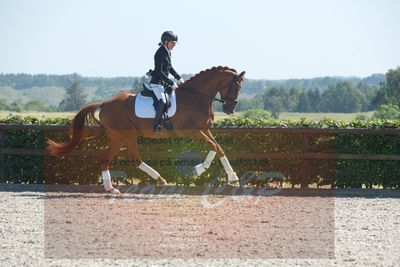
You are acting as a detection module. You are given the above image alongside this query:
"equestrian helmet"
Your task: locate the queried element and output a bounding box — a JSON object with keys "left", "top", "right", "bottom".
{"left": 161, "top": 31, "right": 178, "bottom": 42}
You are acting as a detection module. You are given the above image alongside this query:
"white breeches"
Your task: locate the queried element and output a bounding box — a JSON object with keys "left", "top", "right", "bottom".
{"left": 150, "top": 84, "right": 167, "bottom": 103}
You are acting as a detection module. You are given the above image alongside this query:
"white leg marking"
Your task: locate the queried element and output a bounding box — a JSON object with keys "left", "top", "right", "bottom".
{"left": 139, "top": 162, "right": 160, "bottom": 180}
{"left": 220, "top": 156, "right": 239, "bottom": 182}
{"left": 102, "top": 170, "right": 120, "bottom": 193}
{"left": 102, "top": 170, "right": 112, "bottom": 191}
{"left": 195, "top": 150, "right": 216, "bottom": 176}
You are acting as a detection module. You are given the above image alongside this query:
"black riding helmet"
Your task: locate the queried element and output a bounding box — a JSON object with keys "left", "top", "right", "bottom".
{"left": 161, "top": 31, "right": 178, "bottom": 42}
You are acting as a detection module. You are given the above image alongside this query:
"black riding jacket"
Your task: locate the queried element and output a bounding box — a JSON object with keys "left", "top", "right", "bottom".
{"left": 150, "top": 45, "right": 181, "bottom": 86}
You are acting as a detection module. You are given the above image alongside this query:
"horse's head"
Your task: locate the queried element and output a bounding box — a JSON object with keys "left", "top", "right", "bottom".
{"left": 177, "top": 66, "right": 246, "bottom": 115}
{"left": 219, "top": 71, "right": 246, "bottom": 114}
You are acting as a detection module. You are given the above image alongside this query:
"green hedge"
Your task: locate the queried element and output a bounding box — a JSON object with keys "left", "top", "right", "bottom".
{"left": 1, "top": 115, "right": 399, "bottom": 188}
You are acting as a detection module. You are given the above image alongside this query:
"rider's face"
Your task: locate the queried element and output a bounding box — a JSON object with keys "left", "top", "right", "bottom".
{"left": 166, "top": 41, "right": 176, "bottom": 50}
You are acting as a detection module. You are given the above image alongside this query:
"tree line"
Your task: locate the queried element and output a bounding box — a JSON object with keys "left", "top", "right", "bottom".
{"left": 0, "top": 72, "right": 385, "bottom": 94}
{"left": 220, "top": 67, "right": 399, "bottom": 118}
{"left": 239, "top": 73, "right": 384, "bottom": 95}
{"left": 232, "top": 81, "right": 376, "bottom": 117}
{"left": 0, "top": 68, "right": 398, "bottom": 116}
{"left": 0, "top": 73, "right": 135, "bottom": 90}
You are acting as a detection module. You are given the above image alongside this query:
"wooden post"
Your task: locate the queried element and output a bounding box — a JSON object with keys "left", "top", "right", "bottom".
{"left": 300, "top": 132, "right": 311, "bottom": 188}
{"left": 0, "top": 129, "right": 5, "bottom": 183}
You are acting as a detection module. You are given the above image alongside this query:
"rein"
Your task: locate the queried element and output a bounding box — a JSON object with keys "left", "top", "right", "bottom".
{"left": 179, "top": 87, "right": 225, "bottom": 103}
{"left": 179, "top": 77, "right": 238, "bottom": 104}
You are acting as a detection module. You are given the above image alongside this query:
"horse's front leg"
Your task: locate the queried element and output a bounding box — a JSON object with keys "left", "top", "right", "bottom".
{"left": 193, "top": 130, "right": 239, "bottom": 184}
{"left": 219, "top": 156, "right": 239, "bottom": 183}
{"left": 195, "top": 150, "right": 217, "bottom": 176}
{"left": 203, "top": 129, "right": 239, "bottom": 183}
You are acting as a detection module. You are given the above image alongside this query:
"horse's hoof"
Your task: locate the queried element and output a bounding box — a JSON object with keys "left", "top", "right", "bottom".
{"left": 156, "top": 177, "right": 168, "bottom": 186}
{"left": 228, "top": 181, "right": 239, "bottom": 186}
{"left": 106, "top": 188, "right": 121, "bottom": 194}
{"left": 195, "top": 164, "right": 205, "bottom": 176}
{"left": 227, "top": 172, "right": 239, "bottom": 183}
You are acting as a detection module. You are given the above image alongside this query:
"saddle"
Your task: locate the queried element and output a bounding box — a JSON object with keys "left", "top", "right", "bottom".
{"left": 140, "top": 83, "right": 173, "bottom": 130}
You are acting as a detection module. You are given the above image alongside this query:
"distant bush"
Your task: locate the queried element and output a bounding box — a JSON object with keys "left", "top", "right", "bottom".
{"left": 0, "top": 98, "right": 58, "bottom": 112}
{"left": 214, "top": 116, "right": 400, "bottom": 129}
{"left": 241, "top": 109, "right": 272, "bottom": 120}
{"left": 374, "top": 104, "right": 400, "bottom": 120}
{"left": 355, "top": 114, "right": 369, "bottom": 121}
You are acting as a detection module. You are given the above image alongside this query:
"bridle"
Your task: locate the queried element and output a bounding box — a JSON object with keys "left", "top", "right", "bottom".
{"left": 179, "top": 76, "right": 239, "bottom": 104}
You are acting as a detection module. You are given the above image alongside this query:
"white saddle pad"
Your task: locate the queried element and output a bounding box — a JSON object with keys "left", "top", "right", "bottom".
{"left": 134, "top": 91, "right": 177, "bottom": 118}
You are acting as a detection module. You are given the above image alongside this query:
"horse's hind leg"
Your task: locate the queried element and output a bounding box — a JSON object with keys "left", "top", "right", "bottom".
{"left": 100, "top": 137, "right": 124, "bottom": 194}
{"left": 125, "top": 133, "right": 168, "bottom": 186}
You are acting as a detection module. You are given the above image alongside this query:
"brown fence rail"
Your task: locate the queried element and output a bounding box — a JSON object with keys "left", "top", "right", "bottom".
{"left": 1, "top": 123, "right": 399, "bottom": 187}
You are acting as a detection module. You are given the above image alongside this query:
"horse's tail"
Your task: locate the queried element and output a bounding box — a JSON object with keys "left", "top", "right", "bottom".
{"left": 46, "top": 102, "right": 103, "bottom": 156}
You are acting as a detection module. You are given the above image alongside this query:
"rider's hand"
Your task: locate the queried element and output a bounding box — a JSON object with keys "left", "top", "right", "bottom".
{"left": 177, "top": 78, "right": 184, "bottom": 85}
{"left": 171, "top": 83, "right": 179, "bottom": 90}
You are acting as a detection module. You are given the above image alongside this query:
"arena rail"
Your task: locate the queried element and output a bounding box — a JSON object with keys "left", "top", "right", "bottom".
{"left": 1, "top": 123, "right": 399, "bottom": 187}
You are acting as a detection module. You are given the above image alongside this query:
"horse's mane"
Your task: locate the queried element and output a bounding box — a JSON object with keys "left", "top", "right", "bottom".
{"left": 180, "top": 66, "right": 237, "bottom": 87}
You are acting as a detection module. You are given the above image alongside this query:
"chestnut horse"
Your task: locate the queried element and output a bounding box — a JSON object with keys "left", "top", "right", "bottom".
{"left": 47, "top": 66, "right": 246, "bottom": 193}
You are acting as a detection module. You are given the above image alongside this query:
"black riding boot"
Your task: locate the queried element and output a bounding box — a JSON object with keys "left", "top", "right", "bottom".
{"left": 153, "top": 99, "right": 165, "bottom": 135}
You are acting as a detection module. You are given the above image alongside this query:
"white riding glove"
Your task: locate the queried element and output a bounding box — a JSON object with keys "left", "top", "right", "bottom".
{"left": 178, "top": 78, "right": 185, "bottom": 84}
{"left": 171, "top": 83, "right": 179, "bottom": 90}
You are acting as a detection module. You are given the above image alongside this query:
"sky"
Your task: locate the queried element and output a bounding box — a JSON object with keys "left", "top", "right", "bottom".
{"left": 0, "top": 0, "right": 399, "bottom": 79}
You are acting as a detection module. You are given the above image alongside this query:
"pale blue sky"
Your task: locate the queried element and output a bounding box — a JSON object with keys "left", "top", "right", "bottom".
{"left": 0, "top": 0, "right": 399, "bottom": 79}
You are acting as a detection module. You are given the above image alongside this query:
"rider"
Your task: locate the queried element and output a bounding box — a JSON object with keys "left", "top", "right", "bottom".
{"left": 149, "top": 31, "right": 184, "bottom": 134}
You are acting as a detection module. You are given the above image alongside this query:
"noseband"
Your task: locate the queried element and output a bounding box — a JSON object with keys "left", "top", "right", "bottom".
{"left": 218, "top": 77, "right": 239, "bottom": 105}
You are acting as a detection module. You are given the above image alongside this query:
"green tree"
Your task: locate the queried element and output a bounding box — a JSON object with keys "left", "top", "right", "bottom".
{"left": 263, "top": 95, "right": 283, "bottom": 119}
{"left": 321, "top": 81, "right": 367, "bottom": 113}
{"left": 297, "top": 92, "right": 311, "bottom": 112}
{"left": 9, "top": 100, "right": 23, "bottom": 112}
{"left": 236, "top": 96, "right": 263, "bottom": 111}
{"left": 385, "top": 67, "right": 400, "bottom": 105}
{"left": 374, "top": 104, "right": 400, "bottom": 119}
{"left": 59, "top": 80, "right": 87, "bottom": 111}
{"left": 0, "top": 99, "right": 10, "bottom": 110}
{"left": 262, "top": 86, "right": 287, "bottom": 118}
{"left": 372, "top": 84, "right": 391, "bottom": 108}
{"left": 308, "top": 88, "right": 322, "bottom": 112}
{"left": 373, "top": 67, "right": 400, "bottom": 107}
{"left": 287, "top": 87, "right": 304, "bottom": 111}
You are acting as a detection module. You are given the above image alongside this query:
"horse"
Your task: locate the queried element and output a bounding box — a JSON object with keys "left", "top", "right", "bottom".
{"left": 47, "top": 66, "right": 246, "bottom": 194}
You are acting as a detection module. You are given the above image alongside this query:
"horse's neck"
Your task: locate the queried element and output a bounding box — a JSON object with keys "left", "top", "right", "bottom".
{"left": 187, "top": 73, "right": 222, "bottom": 97}
{"left": 175, "top": 76, "right": 218, "bottom": 117}
{"left": 177, "top": 71, "right": 232, "bottom": 109}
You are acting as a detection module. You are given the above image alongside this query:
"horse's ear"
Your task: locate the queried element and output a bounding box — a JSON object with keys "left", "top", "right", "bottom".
{"left": 238, "top": 71, "right": 246, "bottom": 82}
